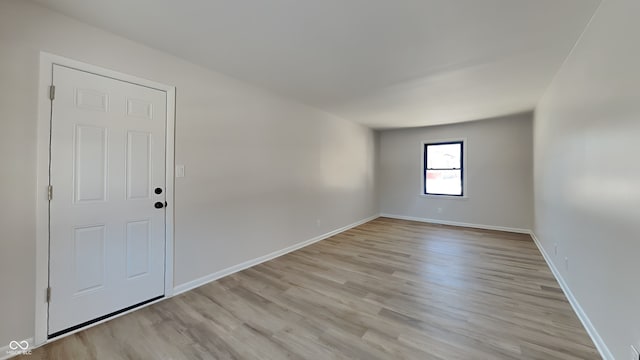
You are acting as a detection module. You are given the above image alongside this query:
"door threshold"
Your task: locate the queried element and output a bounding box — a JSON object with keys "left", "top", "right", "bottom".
{"left": 48, "top": 295, "right": 164, "bottom": 339}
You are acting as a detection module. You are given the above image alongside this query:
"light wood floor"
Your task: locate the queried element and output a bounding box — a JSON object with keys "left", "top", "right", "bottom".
{"left": 27, "top": 217, "right": 600, "bottom": 359}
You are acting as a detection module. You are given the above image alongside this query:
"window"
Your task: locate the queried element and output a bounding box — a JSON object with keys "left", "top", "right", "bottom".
{"left": 423, "top": 141, "right": 464, "bottom": 196}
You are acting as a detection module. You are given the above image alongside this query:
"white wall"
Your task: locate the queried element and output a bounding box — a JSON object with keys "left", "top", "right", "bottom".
{"left": 379, "top": 113, "right": 533, "bottom": 230}
{"left": 533, "top": 0, "right": 640, "bottom": 358}
{"left": 0, "top": 0, "right": 377, "bottom": 347}
{"left": 379, "top": 113, "right": 533, "bottom": 231}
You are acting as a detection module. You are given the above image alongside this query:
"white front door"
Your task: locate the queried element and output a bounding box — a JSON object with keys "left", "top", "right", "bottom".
{"left": 48, "top": 65, "right": 167, "bottom": 336}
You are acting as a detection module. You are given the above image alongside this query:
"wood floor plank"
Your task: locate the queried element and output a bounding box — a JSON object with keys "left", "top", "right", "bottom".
{"left": 26, "top": 217, "right": 600, "bottom": 359}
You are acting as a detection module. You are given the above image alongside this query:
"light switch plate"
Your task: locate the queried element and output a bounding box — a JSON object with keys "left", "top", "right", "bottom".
{"left": 176, "top": 165, "right": 185, "bottom": 178}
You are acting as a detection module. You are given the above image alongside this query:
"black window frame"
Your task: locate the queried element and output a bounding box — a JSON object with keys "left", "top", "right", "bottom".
{"left": 423, "top": 141, "right": 464, "bottom": 197}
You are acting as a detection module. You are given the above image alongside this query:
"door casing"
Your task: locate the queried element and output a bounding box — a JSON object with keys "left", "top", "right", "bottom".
{"left": 35, "top": 52, "right": 176, "bottom": 346}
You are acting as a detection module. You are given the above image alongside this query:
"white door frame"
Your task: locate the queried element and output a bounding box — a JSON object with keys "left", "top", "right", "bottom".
{"left": 35, "top": 52, "right": 176, "bottom": 346}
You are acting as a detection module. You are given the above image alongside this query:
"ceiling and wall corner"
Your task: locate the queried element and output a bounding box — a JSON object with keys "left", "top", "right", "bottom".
{"left": 32, "top": 0, "right": 601, "bottom": 128}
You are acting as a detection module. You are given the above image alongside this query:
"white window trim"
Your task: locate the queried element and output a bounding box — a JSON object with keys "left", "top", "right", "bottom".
{"left": 420, "top": 138, "right": 468, "bottom": 199}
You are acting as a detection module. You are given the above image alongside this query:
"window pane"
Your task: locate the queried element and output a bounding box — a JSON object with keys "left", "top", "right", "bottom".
{"left": 425, "top": 170, "right": 462, "bottom": 195}
{"left": 426, "top": 143, "right": 461, "bottom": 169}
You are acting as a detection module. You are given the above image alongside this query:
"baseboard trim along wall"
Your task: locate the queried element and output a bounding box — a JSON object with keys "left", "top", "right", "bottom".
{"left": 173, "top": 214, "right": 380, "bottom": 295}
{"left": 15, "top": 215, "right": 379, "bottom": 356}
{"left": 12, "top": 213, "right": 611, "bottom": 360}
{"left": 379, "top": 213, "right": 531, "bottom": 234}
{"left": 381, "top": 213, "right": 611, "bottom": 359}
{"left": 528, "top": 232, "right": 613, "bottom": 360}
{"left": 0, "top": 338, "right": 33, "bottom": 360}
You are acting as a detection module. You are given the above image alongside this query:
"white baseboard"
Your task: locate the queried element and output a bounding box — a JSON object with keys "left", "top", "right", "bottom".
{"left": 381, "top": 213, "right": 612, "bottom": 359}
{"left": 1, "top": 338, "right": 34, "bottom": 360}
{"left": 529, "top": 231, "right": 613, "bottom": 360}
{"left": 173, "top": 214, "right": 379, "bottom": 295}
{"left": 379, "top": 213, "right": 530, "bottom": 234}
{"left": 13, "top": 214, "right": 611, "bottom": 360}
{"left": 11, "top": 214, "right": 378, "bottom": 355}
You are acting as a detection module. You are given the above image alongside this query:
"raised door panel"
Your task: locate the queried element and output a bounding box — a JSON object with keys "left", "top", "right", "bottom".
{"left": 74, "top": 125, "right": 108, "bottom": 203}
{"left": 125, "top": 220, "right": 151, "bottom": 279}
{"left": 73, "top": 225, "right": 106, "bottom": 294}
{"left": 126, "top": 131, "right": 152, "bottom": 200}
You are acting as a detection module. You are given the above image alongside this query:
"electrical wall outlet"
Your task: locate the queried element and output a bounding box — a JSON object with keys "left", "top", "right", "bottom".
{"left": 564, "top": 257, "right": 569, "bottom": 272}
{"left": 631, "top": 345, "right": 639, "bottom": 360}
{"left": 437, "top": 207, "right": 443, "bottom": 214}
{"left": 316, "top": 219, "right": 321, "bottom": 228}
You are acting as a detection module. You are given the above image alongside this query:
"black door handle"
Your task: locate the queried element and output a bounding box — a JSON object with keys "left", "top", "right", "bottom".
{"left": 154, "top": 201, "right": 164, "bottom": 209}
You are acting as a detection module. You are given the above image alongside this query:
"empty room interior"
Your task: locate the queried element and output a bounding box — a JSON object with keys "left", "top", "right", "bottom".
{"left": 1, "top": 0, "right": 638, "bottom": 359}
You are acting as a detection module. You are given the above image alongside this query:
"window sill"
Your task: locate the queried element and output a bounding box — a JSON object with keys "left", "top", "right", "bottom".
{"left": 420, "top": 194, "right": 468, "bottom": 200}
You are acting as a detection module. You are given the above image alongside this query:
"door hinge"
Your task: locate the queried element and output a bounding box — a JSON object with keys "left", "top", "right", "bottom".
{"left": 49, "top": 85, "right": 55, "bottom": 101}
{"left": 46, "top": 287, "right": 51, "bottom": 303}
{"left": 47, "top": 185, "right": 53, "bottom": 201}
